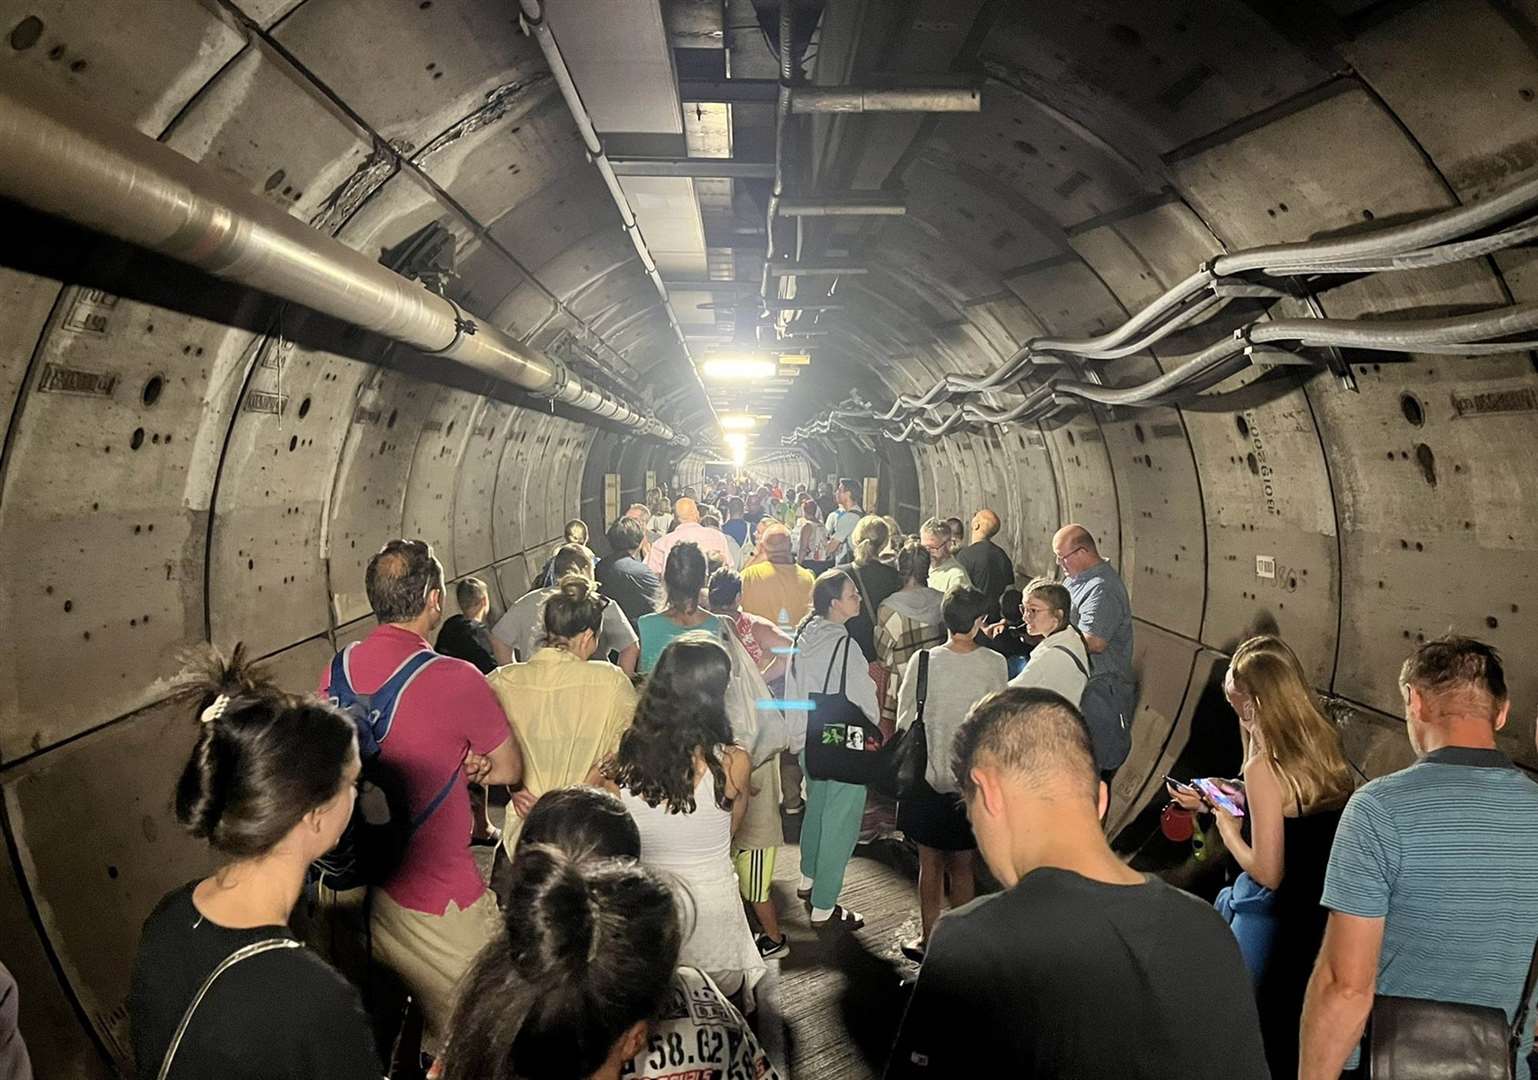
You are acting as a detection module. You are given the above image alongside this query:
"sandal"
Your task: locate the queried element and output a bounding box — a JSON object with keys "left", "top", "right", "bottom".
{"left": 469, "top": 827, "right": 502, "bottom": 848}
{"left": 810, "top": 904, "right": 864, "bottom": 931}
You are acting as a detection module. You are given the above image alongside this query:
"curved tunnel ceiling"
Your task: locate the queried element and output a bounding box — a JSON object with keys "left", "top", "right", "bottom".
{"left": 1, "top": 0, "right": 1537, "bottom": 1075}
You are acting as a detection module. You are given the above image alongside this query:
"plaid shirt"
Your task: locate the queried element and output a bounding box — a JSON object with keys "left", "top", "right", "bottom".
{"left": 874, "top": 605, "right": 946, "bottom": 736}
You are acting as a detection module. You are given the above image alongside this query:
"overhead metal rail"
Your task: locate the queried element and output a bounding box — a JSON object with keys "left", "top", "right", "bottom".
{"left": 768, "top": 261, "right": 868, "bottom": 276}
{"left": 779, "top": 196, "right": 908, "bottom": 217}
{"left": 610, "top": 157, "right": 777, "bottom": 179}
{"left": 790, "top": 86, "right": 981, "bottom": 113}
{"left": 518, "top": 0, "right": 719, "bottom": 435}
{"left": 0, "top": 79, "right": 685, "bottom": 445}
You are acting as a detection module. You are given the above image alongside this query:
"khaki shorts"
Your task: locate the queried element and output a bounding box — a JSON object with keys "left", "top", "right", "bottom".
{"left": 369, "top": 888, "right": 500, "bottom": 1053}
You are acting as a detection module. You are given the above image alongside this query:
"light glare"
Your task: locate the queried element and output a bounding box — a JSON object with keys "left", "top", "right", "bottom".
{"left": 703, "top": 356, "right": 777, "bottom": 381}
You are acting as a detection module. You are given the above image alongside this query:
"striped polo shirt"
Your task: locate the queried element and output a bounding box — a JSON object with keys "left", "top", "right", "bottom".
{"left": 1322, "top": 746, "right": 1538, "bottom": 1072}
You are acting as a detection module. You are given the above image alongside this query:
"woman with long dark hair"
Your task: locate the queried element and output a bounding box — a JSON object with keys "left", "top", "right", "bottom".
{"left": 636, "top": 542, "right": 729, "bottom": 673}
{"left": 604, "top": 636, "right": 764, "bottom": 1004}
{"left": 783, "top": 568, "right": 879, "bottom": 930}
{"left": 440, "top": 844, "right": 682, "bottom": 1080}
{"left": 130, "top": 646, "right": 379, "bottom": 1080}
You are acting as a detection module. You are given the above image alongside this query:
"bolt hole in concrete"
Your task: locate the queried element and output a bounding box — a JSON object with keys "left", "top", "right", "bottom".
{"left": 63, "top": 599, "right": 72, "bottom": 613}
{"left": 1246, "top": 452, "right": 1259, "bottom": 475}
{"left": 1400, "top": 392, "right": 1425, "bottom": 426}
{"left": 1235, "top": 414, "right": 1249, "bottom": 438}
{"left": 69, "top": 57, "right": 84, "bottom": 72}
{"left": 142, "top": 374, "right": 164, "bottom": 406}
{"left": 387, "top": 409, "right": 398, "bottom": 429}
{"left": 264, "top": 168, "right": 285, "bottom": 193}
{"left": 107, "top": 865, "right": 119, "bottom": 879}
{"left": 9, "top": 14, "right": 42, "bottom": 49}
{"left": 288, "top": 435, "right": 298, "bottom": 452}
{"left": 1414, "top": 442, "right": 1437, "bottom": 486}
{"left": 1488, "top": 615, "right": 1500, "bottom": 629}
{"left": 1133, "top": 422, "right": 1145, "bottom": 443}
{"left": 130, "top": 427, "right": 145, "bottom": 450}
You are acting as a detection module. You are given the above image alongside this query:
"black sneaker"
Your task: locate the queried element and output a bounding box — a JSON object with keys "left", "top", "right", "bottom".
{"left": 756, "top": 933, "right": 790, "bottom": 960}
{"left": 900, "top": 938, "right": 926, "bottom": 963}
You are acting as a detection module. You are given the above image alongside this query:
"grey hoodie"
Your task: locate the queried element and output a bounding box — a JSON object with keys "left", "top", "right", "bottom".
{"left": 879, "top": 585, "right": 944, "bottom": 628}
{"left": 784, "top": 616, "right": 880, "bottom": 752}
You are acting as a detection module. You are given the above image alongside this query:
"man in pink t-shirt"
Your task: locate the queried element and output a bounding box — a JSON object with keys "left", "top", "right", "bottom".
{"left": 645, "top": 497, "right": 737, "bottom": 574}
{"left": 318, "top": 539, "right": 521, "bottom": 1054}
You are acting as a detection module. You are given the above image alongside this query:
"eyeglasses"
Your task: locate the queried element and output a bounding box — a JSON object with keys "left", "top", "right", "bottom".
{"left": 1053, "top": 545, "right": 1085, "bottom": 566}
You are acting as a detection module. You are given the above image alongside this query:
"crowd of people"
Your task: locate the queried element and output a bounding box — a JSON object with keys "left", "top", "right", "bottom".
{"left": 98, "top": 473, "right": 1538, "bottom": 1080}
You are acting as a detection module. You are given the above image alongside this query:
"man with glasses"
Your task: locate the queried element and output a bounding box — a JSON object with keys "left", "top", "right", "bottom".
{"left": 318, "top": 539, "right": 523, "bottom": 1058}
{"left": 1051, "top": 524, "right": 1135, "bottom": 729}
{"left": 921, "top": 517, "right": 973, "bottom": 595}
{"left": 491, "top": 543, "right": 640, "bottom": 674}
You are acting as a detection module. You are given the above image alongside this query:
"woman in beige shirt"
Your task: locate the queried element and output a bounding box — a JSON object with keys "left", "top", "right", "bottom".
{"left": 487, "top": 575, "right": 638, "bottom": 861}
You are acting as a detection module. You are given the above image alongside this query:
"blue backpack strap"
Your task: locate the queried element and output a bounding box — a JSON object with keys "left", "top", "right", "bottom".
{"left": 411, "top": 756, "right": 467, "bottom": 831}
{"left": 364, "top": 650, "right": 441, "bottom": 744}
{"left": 328, "top": 644, "right": 359, "bottom": 709}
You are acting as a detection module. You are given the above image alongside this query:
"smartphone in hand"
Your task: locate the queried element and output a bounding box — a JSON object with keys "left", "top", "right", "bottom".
{"left": 1190, "top": 777, "right": 1246, "bottom": 817}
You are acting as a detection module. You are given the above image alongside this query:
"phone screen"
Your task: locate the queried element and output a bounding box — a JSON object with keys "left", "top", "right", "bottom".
{"left": 1191, "top": 777, "right": 1245, "bottom": 817}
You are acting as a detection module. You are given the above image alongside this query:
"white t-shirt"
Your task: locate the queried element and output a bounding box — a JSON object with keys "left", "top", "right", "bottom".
{"left": 491, "top": 586, "right": 639, "bottom": 662}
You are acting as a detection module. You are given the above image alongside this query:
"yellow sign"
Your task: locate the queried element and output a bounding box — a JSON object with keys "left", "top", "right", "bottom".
{"left": 777, "top": 366, "right": 801, "bottom": 378}
{"left": 778, "top": 353, "right": 811, "bottom": 366}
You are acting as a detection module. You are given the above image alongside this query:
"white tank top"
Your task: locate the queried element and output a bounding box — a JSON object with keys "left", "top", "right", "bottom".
{"left": 619, "top": 765, "right": 732, "bottom": 875}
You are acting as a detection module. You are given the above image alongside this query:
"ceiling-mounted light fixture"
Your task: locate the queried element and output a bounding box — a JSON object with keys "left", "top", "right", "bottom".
{"left": 703, "top": 355, "right": 777, "bottom": 380}
{"left": 720, "top": 414, "right": 758, "bottom": 430}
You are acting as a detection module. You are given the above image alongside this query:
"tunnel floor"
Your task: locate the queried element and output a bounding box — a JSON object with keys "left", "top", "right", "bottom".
{"left": 474, "top": 802, "right": 925, "bottom": 1080}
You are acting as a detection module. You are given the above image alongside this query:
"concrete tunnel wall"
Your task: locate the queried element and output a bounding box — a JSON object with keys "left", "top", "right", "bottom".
{"left": 2, "top": 0, "right": 1538, "bottom": 1076}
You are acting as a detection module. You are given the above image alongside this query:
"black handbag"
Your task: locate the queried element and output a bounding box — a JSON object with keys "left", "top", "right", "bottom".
{"left": 891, "top": 650, "right": 931, "bottom": 800}
{"left": 803, "top": 634, "right": 889, "bottom": 786}
{"left": 1367, "top": 928, "right": 1538, "bottom": 1079}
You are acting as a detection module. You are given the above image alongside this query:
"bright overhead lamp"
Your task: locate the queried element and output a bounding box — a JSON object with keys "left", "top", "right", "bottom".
{"left": 722, "top": 430, "right": 750, "bottom": 446}
{"left": 703, "top": 355, "right": 777, "bottom": 381}
{"left": 720, "top": 414, "right": 757, "bottom": 430}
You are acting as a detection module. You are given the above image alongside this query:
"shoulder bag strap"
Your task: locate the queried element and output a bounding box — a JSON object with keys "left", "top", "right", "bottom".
{"left": 1510, "top": 929, "right": 1538, "bottom": 1062}
{"left": 1049, "top": 643, "right": 1089, "bottom": 678}
{"left": 157, "top": 938, "right": 301, "bottom": 1080}
{"left": 820, "top": 630, "right": 842, "bottom": 692}
{"left": 915, "top": 650, "right": 930, "bottom": 720}
{"left": 837, "top": 634, "right": 852, "bottom": 695}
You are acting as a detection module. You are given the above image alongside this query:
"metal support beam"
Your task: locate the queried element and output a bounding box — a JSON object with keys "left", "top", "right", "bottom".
{"left": 0, "top": 78, "right": 685, "bottom": 445}
{"left": 778, "top": 195, "right": 908, "bottom": 217}
{"left": 790, "top": 86, "right": 982, "bottom": 113}
{"left": 611, "top": 157, "right": 776, "bottom": 179}
{"left": 767, "top": 261, "right": 869, "bottom": 277}
{"left": 678, "top": 77, "right": 780, "bottom": 103}
{"left": 764, "top": 300, "right": 847, "bottom": 312}
{"left": 661, "top": 280, "right": 759, "bottom": 292}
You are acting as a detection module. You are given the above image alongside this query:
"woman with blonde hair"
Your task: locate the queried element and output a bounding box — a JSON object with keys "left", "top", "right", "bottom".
{"left": 1166, "top": 633, "right": 1353, "bottom": 1076}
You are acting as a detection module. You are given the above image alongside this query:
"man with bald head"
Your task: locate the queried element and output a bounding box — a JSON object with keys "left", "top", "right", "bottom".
{"left": 645, "top": 496, "right": 736, "bottom": 575}
{"left": 956, "top": 509, "right": 1015, "bottom": 619}
{"left": 1052, "top": 524, "right": 1135, "bottom": 725}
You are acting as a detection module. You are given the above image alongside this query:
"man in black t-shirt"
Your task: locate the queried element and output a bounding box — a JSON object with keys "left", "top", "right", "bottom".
{"left": 594, "top": 516, "right": 661, "bottom": 631}
{"left": 886, "top": 688, "right": 1269, "bottom": 1080}
{"left": 955, "top": 508, "right": 1015, "bottom": 620}
{"left": 435, "top": 577, "right": 498, "bottom": 675}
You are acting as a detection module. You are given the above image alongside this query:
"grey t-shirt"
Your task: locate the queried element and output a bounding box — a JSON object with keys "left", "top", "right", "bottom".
{"left": 1065, "top": 560, "right": 1133, "bottom": 685}
{"left": 896, "top": 643, "right": 1008, "bottom": 794}
{"left": 491, "top": 586, "right": 639, "bottom": 663}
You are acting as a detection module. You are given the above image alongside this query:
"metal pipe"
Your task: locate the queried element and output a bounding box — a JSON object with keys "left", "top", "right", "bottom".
{"left": 790, "top": 86, "right": 982, "bottom": 113}
{"left": 0, "top": 77, "right": 683, "bottom": 445}
{"left": 518, "top": 0, "right": 717, "bottom": 432}
{"left": 610, "top": 157, "right": 777, "bottom": 179}
{"left": 779, "top": 196, "right": 908, "bottom": 216}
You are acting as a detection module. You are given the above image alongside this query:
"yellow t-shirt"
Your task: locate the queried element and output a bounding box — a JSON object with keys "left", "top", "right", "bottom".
{"left": 740, "top": 561, "right": 815, "bottom": 627}
{"left": 487, "top": 648, "right": 638, "bottom": 854}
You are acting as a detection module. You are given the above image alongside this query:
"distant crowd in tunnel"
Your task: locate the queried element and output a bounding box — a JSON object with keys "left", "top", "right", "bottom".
{"left": 8, "top": 474, "right": 1534, "bottom": 1080}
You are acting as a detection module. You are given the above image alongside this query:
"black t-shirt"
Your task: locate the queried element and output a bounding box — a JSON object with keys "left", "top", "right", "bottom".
{"left": 955, "top": 540, "right": 1015, "bottom": 616}
{"left": 886, "top": 867, "right": 1270, "bottom": 1079}
{"left": 131, "top": 883, "right": 381, "bottom": 1080}
{"left": 435, "top": 614, "right": 497, "bottom": 674}
{"left": 595, "top": 554, "right": 662, "bottom": 630}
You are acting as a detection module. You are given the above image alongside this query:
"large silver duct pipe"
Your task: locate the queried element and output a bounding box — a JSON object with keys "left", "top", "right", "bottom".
{"left": 0, "top": 78, "right": 685, "bottom": 446}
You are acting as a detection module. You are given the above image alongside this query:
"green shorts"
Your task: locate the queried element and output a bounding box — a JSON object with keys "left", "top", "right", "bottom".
{"left": 733, "top": 845, "right": 777, "bottom": 904}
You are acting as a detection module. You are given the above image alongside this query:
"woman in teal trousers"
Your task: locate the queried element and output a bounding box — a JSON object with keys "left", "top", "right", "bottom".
{"left": 785, "top": 568, "right": 881, "bottom": 930}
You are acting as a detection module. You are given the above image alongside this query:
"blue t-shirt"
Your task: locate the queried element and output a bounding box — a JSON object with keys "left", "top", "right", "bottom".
{"left": 637, "top": 612, "right": 728, "bottom": 674}
{"left": 1322, "top": 746, "right": 1538, "bottom": 1073}
{"left": 1065, "top": 560, "right": 1134, "bottom": 689}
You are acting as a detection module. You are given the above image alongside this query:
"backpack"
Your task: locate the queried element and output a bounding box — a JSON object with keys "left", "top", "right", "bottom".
{"left": 1050, "top": 644, "right": 1132, "bottom": 774}
{"left": 312, "top": 644, "right": 463, "bottom": 892}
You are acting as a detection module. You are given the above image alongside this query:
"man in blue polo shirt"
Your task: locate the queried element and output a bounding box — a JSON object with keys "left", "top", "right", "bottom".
{"left": 1052, "top": 524, "right": 1135, "bottom": 723}
{"left": 1300, "top": 636, "right": 1538, "bottom": 1079}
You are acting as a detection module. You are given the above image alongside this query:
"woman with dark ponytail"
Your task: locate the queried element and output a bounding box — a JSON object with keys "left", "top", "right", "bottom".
{"left": 129, "top": 645, "right": 380, "bottom": 1080}
{"left": 439, "top": 845, "right": 681, "bottom": 1080}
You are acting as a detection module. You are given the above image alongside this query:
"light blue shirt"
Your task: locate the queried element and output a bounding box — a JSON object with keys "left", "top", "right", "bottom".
{"left": 1064, "top": 560, "right": 1133, "bottom": 686}
{"left": 1322, "top": 747, "right": 1538, "bottom": 1074}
